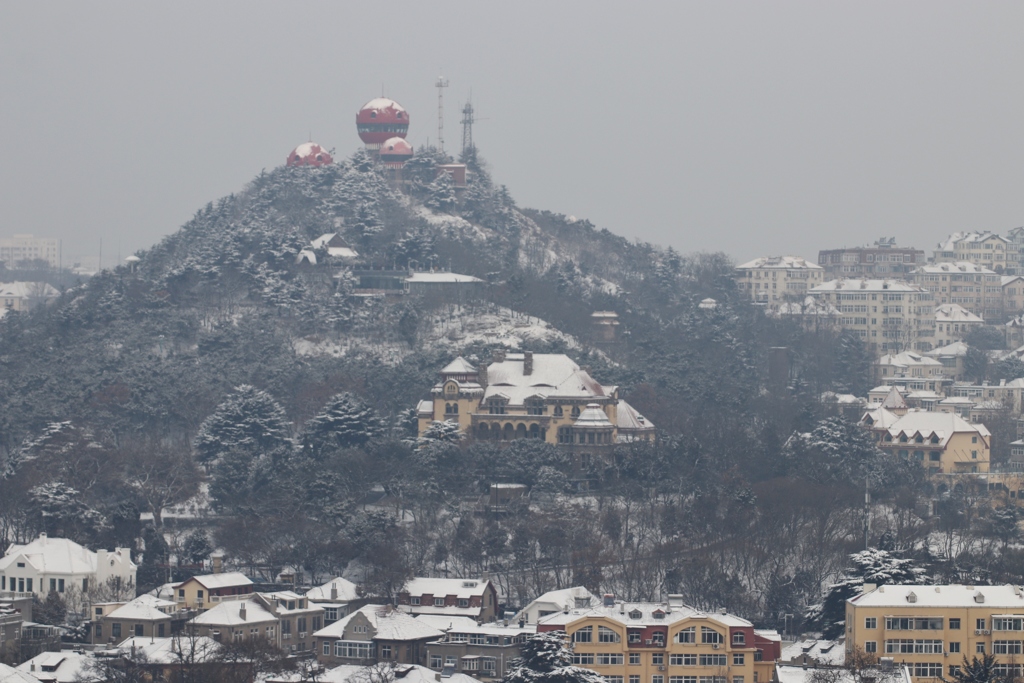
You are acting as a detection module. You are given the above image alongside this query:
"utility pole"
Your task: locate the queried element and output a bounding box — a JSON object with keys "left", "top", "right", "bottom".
{"left": 435, "top": 76, "right": 449, "bottom": 153}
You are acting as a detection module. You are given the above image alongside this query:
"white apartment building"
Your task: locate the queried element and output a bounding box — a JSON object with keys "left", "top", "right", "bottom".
{"left": 0, "top": 234, "right": 59, "bottom": 269}
{"left": 808, "top": 279, "right": 936, "bottom": 353}
{"left": 933, "top": 232, "right": 1010, "bottom": 274}
{"left": 934, "top": 304, "right": 984, "bottom": 347}
{"left": 914, "top": 262, "right": 1001, "bottom": 319}
{"left": 735, "top": 256, "right": 824, "bottom": 307}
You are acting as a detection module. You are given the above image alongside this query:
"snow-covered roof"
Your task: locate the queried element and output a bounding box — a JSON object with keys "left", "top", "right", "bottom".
{"left": 404, "top": 577, "right": 491, "bottom": 600}
{"left": 736, "top": 256, "right": 822, "bottom": 270}
{"left": 811, "top": 279, "right": 928, "bottom": 293}
{"left": 115, "top": 636, "right": 221, "bottom": 664}
{"left": 616, "top": 400, "right": 654, "bottom": 431}
{"left": 861, "top": 407, "right": 902, "bottom": 430}
{"left": 935, "top": 303, "right": 984, "bottom": 324}
{"left": 0, "top": 663, "right": 44, "bottom": 683}
{"left": 574, "top": 404, "right": 613, "bottom": 428}
{"left": 441, "top": 357, "right": 477, "bottom": 374}
{"left": 775, "top": 296, "right": 840, "bottom": 317}
{"left": 106, "top": 595, "right": 176, "bottom": 621}
{"left": 416, "top": 400, "right": 433, "bottom": 415}
{"left": 517, "top": 586, "right": 598, "bottom": 617}
{"left": 780, "top": 638, "right": 845, "bottom": 665}
{"left": 313, "top": 604, "right": 443, "bottom": 641}
{"left": 917, "top": 261, "right": 996, "bottom": 275}
{"left": 881, "top": 409, "right": 990, "bottom": 445}
{"left": 405, "top": 272, "right": 483, "bottom": 284}
{"left": 776, "top": 664, "right": 911, "bottom": 683}
{"left": 537, "top": 601, "right": 751, "bottom": 630}
{"left": 881, "top": 386, "right": 908, "bottom": 410}
{"left": 191, "top": 597, "right": 275, "bottom": 626}
{"left": 0, "top": 534, "right": 132, "bottom": 576}
{"left": 268, "top": 664, "right": 479, "bottom": 683}
{"left": 416, "top": 614, "right": 535, "bottom": 637}
{"left": 0, "top": 282, "right": 59, "bottom": 299}
{"left": 306, "top": 577, "right": 360, "bottom": 603}
{"left": 925, "top": 341, "right": 969, "bottom": 358}
{"left": 876, "top": 352, "right": 943, "bottom": 369}
{"left": 481, "top": 354, "right": 607, "bottom": 406}
{"left": 1003, "top": 275, "right": 1024, "bottom": 286}
{"left": 15, "top": 651, "right": 92, "bottom": 683}
{"left": 186, "top": 572, "right": 252, "bottom": 591}
{"left": 361, "top": 97, "right": 406, "bottom": 113}
{"left": 851, "top": 584, "right": 1024, "bottom": 608}
{"left": 310, "top": 233, "right": 358, "bottom": 259}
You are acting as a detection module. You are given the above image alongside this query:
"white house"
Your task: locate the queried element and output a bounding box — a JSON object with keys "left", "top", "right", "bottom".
{"left": 0, "top": 533, "right": 135, "bottom": 598}
{"left": 514, "top": 586, "right": 597, "bottom": 624}
{"left": 305, "top": 577, "right": 360, "bottom": 625}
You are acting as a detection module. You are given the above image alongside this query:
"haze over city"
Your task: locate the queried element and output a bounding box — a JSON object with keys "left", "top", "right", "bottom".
{"left": 2, "top": 1, "right": 1022, "bottom": 265}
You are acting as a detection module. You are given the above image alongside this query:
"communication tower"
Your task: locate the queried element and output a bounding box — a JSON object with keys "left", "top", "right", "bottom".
{"left": 435, "top": 76, "right": 449, "bottom": 152}
{"left": 461, "top": 100, "right": 475, "bottom": 156}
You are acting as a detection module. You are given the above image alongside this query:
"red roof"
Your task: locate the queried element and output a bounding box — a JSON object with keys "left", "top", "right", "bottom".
{"left": 380, "top": 137, "right": 413, "bottom": 166}
{"left": 286, "top": 142, "right": 333, "bottom": 167}
{"left": 357, "top": 97, "right": 409, "bottom": 145}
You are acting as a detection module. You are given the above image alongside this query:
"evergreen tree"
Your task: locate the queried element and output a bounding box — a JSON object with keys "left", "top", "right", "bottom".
{"left": 504, "top": 631, "right": 606, "bottom": 683}
{"left": 425, "top": 172, "right": 457, "bottom": 213}
{"left": 302, "top": 393, "right": 384, "bottom": 456}
{"left": 194, "top": 385, "right": 292, "bottom": 467}
{"left": 420, "top": 420, "right": 464, "bottom": 443}
{"left": 945, "top": 654, "right": 1004, "bottom": 683}
{"left": 834, "top": 331, "right": 871, "bottom": 395}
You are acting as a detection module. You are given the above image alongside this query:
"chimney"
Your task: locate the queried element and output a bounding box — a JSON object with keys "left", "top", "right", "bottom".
{"left": 602, "top": 593, "right": 615, "bottom": 607}
{"left": 239, "top": 604, "right": 247, "bottom": 621}
{"left": 331, "top": 583, "right": 338, "bottom": 600}
{"left": 478, "top": 363, "right": 488, "bottom": 388}
{"left": 524, "top": 352, "right": 533, "bottom": 376}
{"left": 39, "top": 533, "right": 47, "bottom": 541}
{"left": 492, "top": 348, "right": 505, "bottom": 364}
{"left": 211, "top": 553, "right": 223, "bottom": 574}
{"left": 667, "top": 594, "right": 684, "bottom": 608}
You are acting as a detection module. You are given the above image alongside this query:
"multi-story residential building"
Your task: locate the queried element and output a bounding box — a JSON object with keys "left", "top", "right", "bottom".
{"left": 306, "top": 577, "right": 361, "bottom": 625}
{"left": 0, "top": 534, "right": 135, "bottom": 599}
{"left": 808, "top": 280, "right": 936, "bottom": 354}
{"left": 934, "top": 304, "right": 984, "bottom": 348}
{"left": 874, "top": 352, "right": 946, "bottom": 385}
{"left": 418, "top": 615, "right": 534, "bottom": 680}
{"left": 516, "top": 586, "right": 598, "bottom": 625}
{"left": 818, "top": 238, "right": 925, "bottom": 280}
{"left": 933, "top": 232, "right": 1011, "bottom": 273}
{"left": 0, "top": 234, "right": 59, "bottom": 269}
{"left": 1002, "top": 276, "right": 1024, "bottom": 317}
{"left": 735, "top": 256, "right": 824, "bottom": 307}
{"left": 313, "top": 604, "right": 443, "bottom": 668}
{"left": 190, "top": 592, "right": 324, "bottom": 654}
{"left": 536, "top": 595, "right": 780, "bottom": 683}
{"left": 925, "top": 342, "right": 969, "bottom": 381}
{"left": 174, "top": 572, "right": 253, "bottom": 611}
{"left": 947, "top": 379, "right": 1024, "bottom": 416}
{"left": 397, "top": 577, "right": 500, "bottom": 622}
{"left": 914, "top": 262, "right": 1001, "bottom": 320}
{"left": 860, "top": 409, "right": 990, "bottom": 474}
{"left": 1006, "top": 227, "right": 1024, "bottom": 274}
{"left": 846, "top": 584, "right": 1024, "bottom": 683}
{"left": 91, "top": 594, "right": 180, "bottom": 645}
{"left": 417, "top": 352, "right": 655, "bottom": 470}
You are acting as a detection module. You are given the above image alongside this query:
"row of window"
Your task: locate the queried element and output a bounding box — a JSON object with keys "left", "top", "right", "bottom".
{"left": 603, "top": 675, "right": 743, "bottom": 683}
{"left": 409, "top": 597, "right": 471, "bottom": 608}
{"left": 572, "top": 653, "right": 741, "bottom": 667}
{"left": 572, "top": 626, "right": 727, "bottom": 645}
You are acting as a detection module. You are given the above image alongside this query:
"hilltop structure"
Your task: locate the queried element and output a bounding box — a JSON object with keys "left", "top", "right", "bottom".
{"left": 356, "top": 98, "right": 409, "bottom": 153}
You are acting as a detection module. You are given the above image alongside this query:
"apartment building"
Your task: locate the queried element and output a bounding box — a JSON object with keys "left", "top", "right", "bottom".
{"left": 313, "top": 604, "right": 443, "bottom": 668}
{"left": 818, "top": 239, "right": 925, "bottom": 280}
{"left": 846, "top": 584, "right": 1024, "bottom": 682}
{"left": 860, "top": 409, "right": 990, "bottom": 474}
{"left": 174, "top": 572, "right": 253, "bottom": 611}
{"left": 190, "top": 592, "right": 324, "bottom": 653}
{"left": 808, "top": 280, "right": 936, "bottom": 354}
{"left": 536, "top": 596, "right": 779, "bottom": 683}
{"left": 914, "top": 262, "right": 1001, "bottom": 320}
{"left": 734, "top": 256, "right": 824, "bottom": 307}
{"left": 0, "top": 234, "right": 59, "bottom": 269}
{"left": 934, "top": 304, "right": 984, "bottom": 348}
{"left": 874, "top": 352, "right": 946, "bottom": 385}
{"left": 397, "top": 577, "right": 499, "bottom": 622}
{"left": 418, "top": 615, "right": 533, "bottom": 680}
{"left": 933, "top": 232, "right": 1011, "bottom": 274}
{"left": 1002, "top": 276, "right": 1024, "bottom": 316}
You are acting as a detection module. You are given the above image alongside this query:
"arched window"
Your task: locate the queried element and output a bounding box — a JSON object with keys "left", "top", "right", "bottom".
{"left": 478, "top": 424, "right": 489, "bottom": 439}
{"left": 571, "top": 406, "right": 581, "bottom": 418}
{"left": 503, "top": 423, "right": 515, "bottom": 440}
{"left": 529, "top": 424, "right": 540, "bottom": 439}
{"left": 553, "top": 405, "right": 563, "bottom": 417}
{"left": 515, "top": 424, "right": 527, "bottom": 440}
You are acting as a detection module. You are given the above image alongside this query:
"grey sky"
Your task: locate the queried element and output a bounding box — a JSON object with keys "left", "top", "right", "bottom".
{"left": 1, "top": 2, "right": 1022, "bottom": 267}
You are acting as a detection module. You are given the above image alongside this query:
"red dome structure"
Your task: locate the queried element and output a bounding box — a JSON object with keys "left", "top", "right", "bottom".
{"left": 379, "top": 137, "right": 413, "bottom": 168}
{"left": 356, "top": 98, "right": 409, "bottom": 149}
{"left": 286, "top": 143, "right": 333, "bottom": 167}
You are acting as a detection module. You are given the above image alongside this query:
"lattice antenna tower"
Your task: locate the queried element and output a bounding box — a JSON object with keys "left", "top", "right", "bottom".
{"left": 435, "top": 76, "right": 449, "bottom": 153}
{"left": 461, "top": 98, "right": 475, "bottom": 156}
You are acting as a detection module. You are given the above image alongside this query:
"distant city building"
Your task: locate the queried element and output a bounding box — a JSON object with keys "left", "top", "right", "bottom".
{"left": 0, "top": 282, "right": 59, "bottom": 313}
{"left": 914, "top": 262, "right": 1001, "bottom": 319}
{"left": 933, "top": 231, "right": 1011, "bottom": 273}
{"left": 861, "top": 407, "right": 990, "bottom": 474}
{"left": 735, "top": 256, "right": 824, "bottom": 307}
{"left": 818, "top": 238, "right": 925, "bottom": 280}
{"left": 808, "top": 279, "right": 936, "bottom": 353}
{"left": 397, "top": 577, "right": 499, "bottom": 622}
{"left": 933, "top": 303, "right": 984, "bottom": 347}
{"left": 1003, "top": 275, "right": 1024, "bottom": 317}
{"left": 0, "top": 533, "right": 135, "bottom": 599}
{"left": 0, "top": 234, "right": 58, "bottom": 269}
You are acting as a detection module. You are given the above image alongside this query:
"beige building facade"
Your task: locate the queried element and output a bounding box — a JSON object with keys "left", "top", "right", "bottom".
{"left": 808, "top": 280, "right": 936, "bottom": 353}
{"left": 735, "top": 256, "right": 824, "bottom": 307}
{"left": 0, "top": 234, "right": 59, "bottom": 269}
{"left": 914, "top": 262, "right": 1001, "bottom": 320}
{"left": 933, "top": 232, "right": 1011, "bottom": 274}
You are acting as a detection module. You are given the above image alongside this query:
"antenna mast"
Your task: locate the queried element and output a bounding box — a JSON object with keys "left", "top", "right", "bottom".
{"left": 461, "top": 99, "right": 475, "bottom": 156}
{"left": 435, "top": 76, "right": 449, "bottom": 152}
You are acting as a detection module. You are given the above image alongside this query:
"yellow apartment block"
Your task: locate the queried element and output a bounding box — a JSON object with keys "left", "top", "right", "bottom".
{"left": 847, "top": 585, "right": 1024, "bottom": 682}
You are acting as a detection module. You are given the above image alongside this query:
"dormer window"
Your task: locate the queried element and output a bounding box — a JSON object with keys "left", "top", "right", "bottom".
{"left": 410, "top": 597, "right": 421, "bottom": 605}
{"left": 652, "top": 609, "right": 665, "bottom": 620}
{"left": 487, "top": 398, "right": 507, "bottom": 415}
{"left": 526, "top": 398, "right": 545, "bottom": 416}
{"left": 629, "top": 610, "right": 642, "bottom": 620}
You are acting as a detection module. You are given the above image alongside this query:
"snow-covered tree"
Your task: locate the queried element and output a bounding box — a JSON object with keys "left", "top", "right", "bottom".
{"left": 807, "top": 548, "right": 928, "bottom": 639}
{"left": 945, "top": 653, "right": 1003, "bottom": 683}
{"left": 194, "top": 385, "right": 292, "bottom": 467}
{"left": 504, "top": 631, "right": 605, "bottom": 683}
{"left": 425, "top": 172, "right": 457, "bottom": 213}
{"left": 420, "top": 420, "right": 464, "bottom": 443}
{"left": 302, "top": 393, "right": 384, "bottom": 456}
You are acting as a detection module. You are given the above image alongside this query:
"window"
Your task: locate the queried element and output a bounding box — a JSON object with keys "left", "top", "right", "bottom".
{"left": 977, "top": 619, "right": 987, "bottom": 630}
{"left": 178, "top": 589, "right": 185, "bottom": 599}
{"left": 335, "top": 641, "right": 374, "bottom": 658}
{"left": 977, "top": 643, "right": 985, "bottom": 654}
{"left": 993, "top": 641, "right": 1022, "bottom": 655}
{"left": 733, "top": 678, "right": 744, "bottom": 683}
{"left": 732, "top": 631, "right": 745, "bottom": 646}
{"left": 699, "top": 678, "right": 726, "bottom": 683}
{"left": 700, "top": 655, "right": 727, "bottom": 667}
{"left": 50, "top": 579, "right": 56, "bottom": 592}
{"left": 885, "top": 640, "right": 914, "bottom": 654}
{"left": 949, "top": 666, "right": 962, "bottom": 678}
{"left": 865, "top": 642, "right": 877, "bottom": 653}
{"left": 949, "top": 642, "right": 960, "bottom": 653}
{"left": 865, "top": 618, "right": 877, "bottom": 629}
{"left": 458, "top": 598, "right": 470, "bottom": 608}
{"left": 632, "top": 677, "right": 641, "bottom": 683}
{"left": 652, "top": 631, "right": 665, "bottom": 645}
{"left": 675, "top": 627, "right": 695, "bottom": 644}
{"left": 701, "top": 627, "right": 722, "bottom": 644}
{"left": 652, "top": 653, "right": 664, "bottom": 666}
{"left": 410, "top": 597, "right": 420, "bottom": 605}
{"left": 599, "top": 626, "right": 620, "bottom": 643}
{"left": 596, "top": 654, "right": 623, "bottom": 665}
{"left": 95, "top": 624, "right": 102, "bottom": 638}
{"left": 994, "top": 618, "right": 1024, "bottom": 631}
{"left": 112, "top": 623, "right": 122, "bottom": 638}
{"left": 652, "top": 677, "right": 663, "bottom": 683}
{"left": 949, "top": 619, "right": 961, "bottom": 630}
{"left": 381, "top": 645, "right": 392, "bottom": 659}
{"left": 629, "top": 631, "right": 642, "bottom": 644}
{"left": 58, "top": 579, "right": 64, "bottom": 593}
{"left": 629, "top": 653, "right": 641, "bottom": 665}
{"left": 197, "top": 590, "right": 204, "bottom": 599}
{"left": 733, "top": 654, "right": 745, "bottom": 666}
{"left": 914, "top": 663, "right": 943, "bottom": 678}
{"left": 572, "top": 653, "right": 594, "bottom": 665}
{"left": 572, "top": 627, "right": 593, "bottom": 643}
{"left": 282, "top": 620, "right": 292, "bottom": 636}
{"left": 431, "top": 656, "right": 442, "bottom": 669}
{"left": 434, "top": 598, "right": 445, "bottom": 607}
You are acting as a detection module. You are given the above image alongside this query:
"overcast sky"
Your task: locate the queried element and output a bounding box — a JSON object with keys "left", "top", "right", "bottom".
{"left": 1, "top": 2, "right": 1022, "bottom": 267}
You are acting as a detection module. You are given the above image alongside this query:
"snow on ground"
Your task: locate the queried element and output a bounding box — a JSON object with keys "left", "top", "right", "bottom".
{"left": 414, "top": 207, "right": 490, "bottom": 242}
{"left": 293, "top": 305, "right": 583, "bottom": 364}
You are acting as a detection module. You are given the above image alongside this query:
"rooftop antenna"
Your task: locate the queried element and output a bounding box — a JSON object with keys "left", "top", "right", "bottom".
{"left": 435, "top": 76, "right": 449, "bottom": 152}
{"left": 461, "top": 96, "right": 475, "bottom": 156}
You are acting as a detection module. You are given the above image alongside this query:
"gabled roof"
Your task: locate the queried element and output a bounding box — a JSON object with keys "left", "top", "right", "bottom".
{"left": 115, "top": 636, "right": 221, "bottom": 664}
{"left": 850, "top": 584, "right": 1024, "bottom": 608}
{"left": 482, "top": 354, "right": 606, "bottom": 406}
{"left": 736, "top": 256, "right": 822, "bottom": 270}
{"left": 190, "top": 597, "right": 275, "bottom": 626}
{"left": 0, "top": 663, "right": 45, "bottom": 683}
{"left": 876, "top": 352, "right": 943, "bottom": 368}
{"left": 306, "top": 577, "right": 360, "bottom": 603}
{"left": 184, "top": 572, "right": 252, "bottom": 591}
{"left": 14, "top": 651, "right": 92, "bottom": 683}
{"left": 917, "top": 261, "right": 996, "bottom": 275}
{"left": 404, "top": 577, "right": 491, "bottom": 599}
{"left": 935, "top": 303, "right": 984, "bottom": 324}
{"left": 0, "top": 534, "right": 121, "bottom": 576}
{"left": 860, "top": 407, "right": 901, "bottom": 430}
{"left": 616, "top": 400, "right": 654, "bottom": 431}
{"left": 882, "top": 410, "right": 990, "bottom": 446}
{"left": 440, "top": 357, "right": 476, "bottom": 375}
{"left": 925, "top": 341, "right": 969, "bottom": 358}
{"left": 881, "top": 386, "right": 908, "bottom": 410}
{"left": 106, "top": 595, "right": 176, "bottom": 621}
{"left": 312, "top": 604, "right": 443, "bottom": 641}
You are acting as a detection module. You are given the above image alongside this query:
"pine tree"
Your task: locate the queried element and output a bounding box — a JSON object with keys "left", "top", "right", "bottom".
{"left": 420, "top": 420, "right": 464, "bottom": 443}
{"left": 425, "top": 172, "right": 457, "bottom": 213}
{"left": 945, "top": 654, "right": 1003, "bottom": 683}
{"left": 504, "top": 631, "right": 606, "bottom": 683}
{"left": 302, "top": 393, "right": 384, "bottom": 456}
{"left": 194, "top": 385, "right": 292, "bottom": 467}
